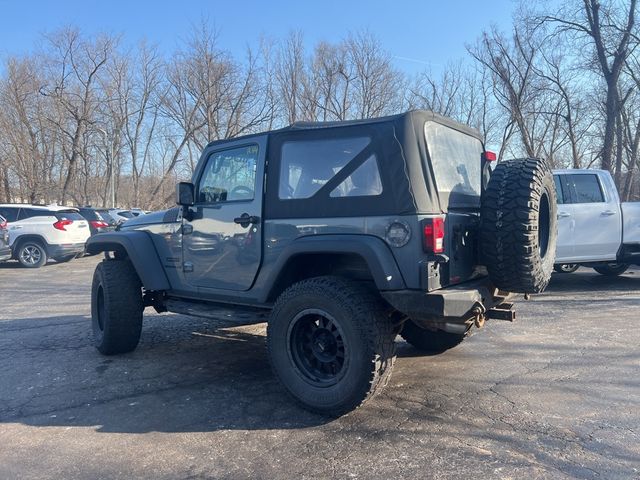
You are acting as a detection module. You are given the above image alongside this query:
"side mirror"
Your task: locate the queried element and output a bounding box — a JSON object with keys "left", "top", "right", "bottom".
{"left": 176, "top": 182, "right": 195, "bottom": 206}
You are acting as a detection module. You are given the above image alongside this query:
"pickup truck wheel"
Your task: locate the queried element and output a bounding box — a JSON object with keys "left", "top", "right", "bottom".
{"left": 17, "top": 241, "right": 47, "bottom": 268}
{"left": 593, "top": 263, "right": 629, "bottom": 276}
{"left": 400, "top": 320, "right": 465, "bottom": 353}
{"left": 481, "top": 157, "right": 557, "bottom": 293}
{"left": 267, "top": 276, "right": 396, "bottom": 416}
{"left": 554, "top": 264, "right": 579, "bottom": 273}
{"left": 91, "top": 260, "right": 144, "bottom": 355}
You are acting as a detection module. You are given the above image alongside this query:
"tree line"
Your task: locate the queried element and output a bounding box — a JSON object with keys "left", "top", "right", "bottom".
{"left": 1, "top": 0, "right": 639, "bottom": 209}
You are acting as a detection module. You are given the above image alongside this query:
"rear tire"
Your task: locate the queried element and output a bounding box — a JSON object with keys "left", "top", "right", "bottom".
{"left": 91, "top": 260, "right": 144, "bottom": 355}
{"left": 481, "top": 157, "right": 557, "bottom": 293}
{"left": 267, "top": 276, "right": 396, "bottom": 416}
{"left": 400, "top": 320, "right": 465, "bottom": 353}
{"left": 17, "top": 241, "right": 47, "bottom": 268}
{"left": 554, "top": 264, "right": 579, "bottom": 274}
{"left": 593, "top": 263, "right": 629, "bottom": 276}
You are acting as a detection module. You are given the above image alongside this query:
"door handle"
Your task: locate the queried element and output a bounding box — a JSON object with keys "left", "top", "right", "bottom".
{"left": 557, "top": 212, "right": 571, "bottom": 218}
{"left": 601, "top": 210, "right": 617, "bottom": 216}
{"left": 234, "top": 214, "right": 260, "bottom": 228}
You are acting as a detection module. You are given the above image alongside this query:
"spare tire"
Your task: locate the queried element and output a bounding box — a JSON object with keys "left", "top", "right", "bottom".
{"left": 480, "top": 157, "right": 557, "bottom": 294}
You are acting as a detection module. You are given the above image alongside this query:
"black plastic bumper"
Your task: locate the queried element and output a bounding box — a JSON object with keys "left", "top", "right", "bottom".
{"left": 47, "top": 243, "right": 86, "bottom": 258}
{"left": 381, "top": 276, "right": 513, "bottom": 321}
{"left": 0, "top": 245, "right": 11, "bottom": 261}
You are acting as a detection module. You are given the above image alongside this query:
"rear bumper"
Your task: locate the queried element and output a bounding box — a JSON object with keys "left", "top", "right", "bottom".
{"left": 381, "top": 276, "right": 514, "bottom": 323}
{"left": 47, "top": 243, "right": 86, "bottom": 258}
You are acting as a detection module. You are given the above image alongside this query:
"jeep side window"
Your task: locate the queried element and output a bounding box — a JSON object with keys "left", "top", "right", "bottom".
{"left": 279, "top": 137, "right": 370, "bottom": 199}
{"left": 330, "top": 155, "right": 383, "bottom": 198}
{"left": 198, "top": 145, "right": 258, "bottom": 203}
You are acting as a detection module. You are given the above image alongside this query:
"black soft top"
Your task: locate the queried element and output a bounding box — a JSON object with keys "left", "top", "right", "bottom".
{"left": 205, "top": 110, "right": 484, "bottom": 217}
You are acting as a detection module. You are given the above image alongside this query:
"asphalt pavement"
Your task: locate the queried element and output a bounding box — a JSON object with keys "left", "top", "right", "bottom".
{"left": 0, "top": 257, "right": 638, "bottom": 479}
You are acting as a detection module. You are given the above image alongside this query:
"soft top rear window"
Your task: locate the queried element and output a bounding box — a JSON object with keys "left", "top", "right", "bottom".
{"left": 424, "top": 121, "right": 483, "bottom": 207}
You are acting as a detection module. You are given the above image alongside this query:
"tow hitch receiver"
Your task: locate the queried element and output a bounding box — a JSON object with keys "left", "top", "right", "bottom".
{"left": 487, "top": 303, "right": 515, "bottom": 322}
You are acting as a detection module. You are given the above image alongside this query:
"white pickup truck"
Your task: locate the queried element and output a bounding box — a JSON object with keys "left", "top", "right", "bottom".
{"left": 553, "top": 169, "right": 640, "bottom": 275}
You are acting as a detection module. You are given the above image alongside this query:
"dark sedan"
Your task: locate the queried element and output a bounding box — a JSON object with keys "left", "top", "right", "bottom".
{"left": 77, "top": 208, "right": 116, "bottom": 236}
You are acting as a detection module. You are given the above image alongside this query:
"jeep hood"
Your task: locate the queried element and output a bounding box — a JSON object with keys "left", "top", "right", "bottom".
{"left": 122, "top": 208, "right": 178, "bottom": 228}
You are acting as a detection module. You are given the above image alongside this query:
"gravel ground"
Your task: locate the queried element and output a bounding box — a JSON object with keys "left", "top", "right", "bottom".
{"left": 0, "top": 256, "right": 638, "bottom": 479}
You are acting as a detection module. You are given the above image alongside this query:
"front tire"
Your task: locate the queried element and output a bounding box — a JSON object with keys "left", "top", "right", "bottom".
{"left": 267, "top": 276, "right": 396, "bottom": 416}
{"left": 91, "top": 260, "right": 144, "bottom": 355}
{"left": 400, "top": 320, "right": 466, "bottom": 353}
{"left": 593, "top": 263, "right": 629, "bottom": 276}
{"left": 17, "top": 241, "right": 47, "bottom": 268}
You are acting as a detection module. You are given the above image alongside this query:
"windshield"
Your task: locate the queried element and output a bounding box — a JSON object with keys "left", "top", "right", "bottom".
{"left": 424, "top": 121, "right": 483, "bottom": 207}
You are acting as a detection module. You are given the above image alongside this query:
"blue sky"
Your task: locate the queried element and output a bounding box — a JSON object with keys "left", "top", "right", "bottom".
{"left": 0, "top": 0, "right": 518, "bottom": 75}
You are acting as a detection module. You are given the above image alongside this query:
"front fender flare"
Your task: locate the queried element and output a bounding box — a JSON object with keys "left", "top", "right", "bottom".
{"left": 86, "top": 231, "right": 171, "bottom": 291}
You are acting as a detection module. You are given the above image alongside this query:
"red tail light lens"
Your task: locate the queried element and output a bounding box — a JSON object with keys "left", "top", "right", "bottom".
{"left": 0, "top": 220, "right": 6, "bottom": 229}
{"left": 482, "top": 151, "right": 497, "bottom": 162}
{"left": 423, "top": 217, "right": 445, "bottom": 254}
{"left": 90, "top": 220, "right": 109, "bottom": 228}
{"left": 53, "top": 219, "right": 73, "bottom": 231}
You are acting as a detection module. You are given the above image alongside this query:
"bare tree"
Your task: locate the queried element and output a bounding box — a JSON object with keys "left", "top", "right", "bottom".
{"left": 40, "top": 28, "right": 115, "bottom": 204}
{"left": 540, "top": 0, "right": 638, "bottom": 178}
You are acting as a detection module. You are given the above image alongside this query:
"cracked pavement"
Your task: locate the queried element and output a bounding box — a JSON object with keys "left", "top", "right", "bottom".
{"left": 0, "top": 257, "right": 639, "bottom": 479}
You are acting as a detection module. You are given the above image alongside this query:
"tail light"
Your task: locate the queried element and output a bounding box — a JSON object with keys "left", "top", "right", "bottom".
{"left": 482, "top": 151, "right": 497, "bottom": 162}
{"left": 0, "top": 219, "right": 6, "bottom": 230}
{"left": 53, "top": 219, "right": 73, "bottom": 231}
{"left": 90, "top": 220, "right": 109, "bottom": 229}
{"left": 422, "top": 217, "right": 445, "bottom": 254}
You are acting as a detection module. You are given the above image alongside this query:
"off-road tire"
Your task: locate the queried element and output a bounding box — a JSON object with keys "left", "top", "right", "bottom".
{"left": 554, "top": 264, "right": 579, "bottom": 274}
{"left": 400, "top": 320, "right": 466, "bottom": 353}
{"left": 481, "top": 157, "right": 557, "bottom": 293}
{"left": 91, "top": 260, "right": 144, "bottom": 355}
{"left": 593, "top": 263, "right": 629, "bottom": 276}
{"left": 16, "top": 240, "right": 47, "bottom": 268}
{"left": 267, "top": 276, "right": 396, "bottom": 416}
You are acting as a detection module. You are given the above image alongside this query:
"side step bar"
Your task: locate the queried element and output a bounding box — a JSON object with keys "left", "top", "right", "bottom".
{"left": 165, "top": 298, "right": 270, "bottom": 328}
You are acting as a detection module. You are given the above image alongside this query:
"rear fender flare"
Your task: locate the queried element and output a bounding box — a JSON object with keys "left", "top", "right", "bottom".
{"left": 263, "top": 234, "right": 406, "bottom": 301}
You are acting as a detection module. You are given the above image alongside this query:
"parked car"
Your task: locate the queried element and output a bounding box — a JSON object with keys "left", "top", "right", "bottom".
{"left": 77, "top": 207, "right": 115, "bottom": 236}
{"left": 130, "top": 208, "right": 149, "bottom": 217}
{"left": 0, "top": 204, "right": 90, "bottom": 268}
{"left": 86, "top": 110, "right": 557, "bottom": 415}
{"left": 553, "top": 169, "right": 640, "bottom": 275}
{"left": 0, "top": 214, "right": 11, "bottom": 262}
{"left": 93, "top": 209, "right": 119, "bottom": 227}
{"left": 107, "top": 209, "right": 135, "bottom": 224}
